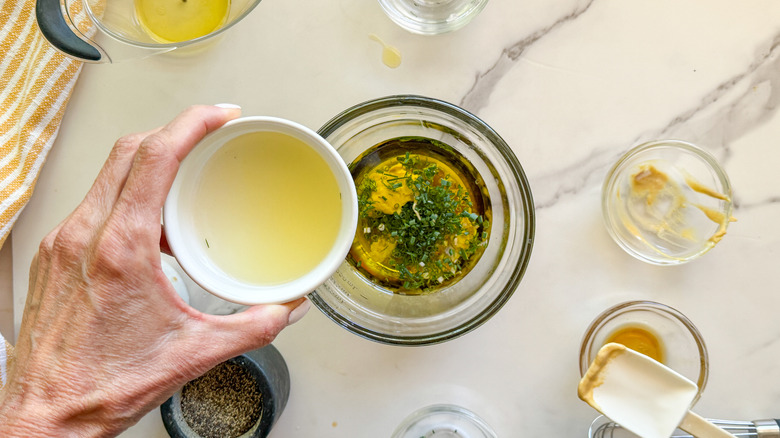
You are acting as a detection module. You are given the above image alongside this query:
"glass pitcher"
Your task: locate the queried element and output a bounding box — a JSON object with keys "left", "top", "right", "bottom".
{"left": 36, "top": 0, "right": 262, "bottom": 63}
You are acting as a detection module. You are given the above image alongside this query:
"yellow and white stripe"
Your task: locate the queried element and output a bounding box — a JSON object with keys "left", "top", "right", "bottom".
{"left": 0, "top": 0, "right": 88, "bottom": 249}
{"left": 0, "top": 337, "right": 8, "bottom": 389}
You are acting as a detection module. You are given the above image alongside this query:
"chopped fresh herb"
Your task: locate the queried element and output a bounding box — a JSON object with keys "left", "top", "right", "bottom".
{"left": 205, "top": 238, "right": 210, "bottom": 248}
{"left": 352, "top": 148, "right": 488, "bottom": 290}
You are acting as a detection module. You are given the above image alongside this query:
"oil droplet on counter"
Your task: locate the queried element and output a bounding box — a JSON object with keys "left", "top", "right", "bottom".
{"left": 604, "top": 324, "right": 665, "bottom": 364}
{"left": 369, "top": 33, "right": 401, "bottom": 68}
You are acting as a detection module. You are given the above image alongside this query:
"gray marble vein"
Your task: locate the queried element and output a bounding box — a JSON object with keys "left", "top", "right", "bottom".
{"left": 459, "top": 0, "right": 596, "bottom": 114}
{"left": 735, "top": 195, "right": 780, "bottom": 210}
{"left": 656, "top": 31, "right": 780, "bottom": 158}
{"left": 531, "top": 30, "right": 780, "bottom": 211}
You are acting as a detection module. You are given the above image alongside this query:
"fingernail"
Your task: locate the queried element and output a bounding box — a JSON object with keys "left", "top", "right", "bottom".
{"left": 287, "top": 298, "right": 311, "bottom": 325}
{"left": 214, "top": 103, "right": 242, "bottom": 109}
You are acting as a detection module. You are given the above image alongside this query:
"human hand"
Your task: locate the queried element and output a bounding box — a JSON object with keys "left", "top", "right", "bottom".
{"left": 0, "top": 105, "right": 310, "bottom": 437}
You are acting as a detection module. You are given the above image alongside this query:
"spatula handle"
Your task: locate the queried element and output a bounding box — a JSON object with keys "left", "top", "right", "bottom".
{"left": 754, "top": 419, "right": 780, "bottom": 437}
{"left": 680, "top": 411, "right": 737, "bottom": 438}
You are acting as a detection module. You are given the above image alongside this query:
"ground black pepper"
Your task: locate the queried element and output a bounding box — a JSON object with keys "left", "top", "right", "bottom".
{"left": 181, "top": 360, "right": 262, "bottom": 438}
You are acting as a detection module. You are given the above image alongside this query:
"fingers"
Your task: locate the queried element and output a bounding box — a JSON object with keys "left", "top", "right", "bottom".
{"left": 49, "top": 105, "right": 240, "bottom": 260}
{"left": 24, "top": 222, "right": 63, "bottom": 311}
{"left": 286, "top": 298, "right": 312, "bottom": 326}
{"left": 114, "top": 105, "right": 241, "bottom": 235}
{"left": 194, "top": 298, "right": 311, "bottom": 361}
{"left": 80, "top": 128, "right": 161, "bottom": 220}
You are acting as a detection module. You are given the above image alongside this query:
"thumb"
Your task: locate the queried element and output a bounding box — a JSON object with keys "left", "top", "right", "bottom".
{"left": 198, "top": 298, "right": 311, "bottom": 358}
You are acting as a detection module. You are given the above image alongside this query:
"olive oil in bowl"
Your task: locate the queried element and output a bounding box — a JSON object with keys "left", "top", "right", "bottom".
{"left": 193, "top": 131, "right": 343, "bottom": 285}
{"left": 348, "top": 136, "right": 491, "bottom": 295}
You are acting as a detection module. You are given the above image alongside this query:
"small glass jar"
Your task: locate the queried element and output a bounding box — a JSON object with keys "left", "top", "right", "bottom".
{"left": 377, "top": 0, "right": 489, "bottom": 35}
{"left": 392, "top": 404, "right": 497, "bottom": 438}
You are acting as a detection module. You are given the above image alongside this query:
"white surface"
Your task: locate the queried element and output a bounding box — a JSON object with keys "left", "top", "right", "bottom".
{"left": 9, "top": 0, "right": 780, "bottom": 436}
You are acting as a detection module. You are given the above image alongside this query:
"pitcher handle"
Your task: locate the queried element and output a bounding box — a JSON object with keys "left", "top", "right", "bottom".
{"left": 35, "top": 0, "right": 102, "bottom": 62}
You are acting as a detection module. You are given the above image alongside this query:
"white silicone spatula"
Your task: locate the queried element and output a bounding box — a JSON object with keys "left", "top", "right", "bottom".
{"left": 578, "top": 343, "right": 736, "bottom": 438}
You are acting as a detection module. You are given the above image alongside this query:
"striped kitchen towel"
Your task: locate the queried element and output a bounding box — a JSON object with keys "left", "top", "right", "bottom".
{"left": 0, "top": 334, "right": 10, "bottom": 390}
{"left": 0, "top": 0, "right": 89, "bottom": 249}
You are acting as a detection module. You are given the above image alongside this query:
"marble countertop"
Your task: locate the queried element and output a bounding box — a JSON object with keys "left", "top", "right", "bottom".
{"left": 9, "top": 0, "right": 780, "bottom": 436}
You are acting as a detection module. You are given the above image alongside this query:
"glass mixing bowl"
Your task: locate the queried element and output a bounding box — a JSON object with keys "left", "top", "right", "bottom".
{"left": 309, "top": 95, "right": 535, "bottom": 345}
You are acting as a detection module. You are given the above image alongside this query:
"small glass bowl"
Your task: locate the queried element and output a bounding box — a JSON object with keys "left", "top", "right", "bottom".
{"left": 602, "top": 140, "right": 733, "bottom": 265}
{"left": 309, "top": 95, "right": 535, "bottom": 346}
{"left": 377, "top": 0, "right": 489, "bottom": 35}
{"left": 391, "top": 404, "right": 497, "bottom": 438}
{"left": 579, "top": 301, "right": 708, "bottom": 403}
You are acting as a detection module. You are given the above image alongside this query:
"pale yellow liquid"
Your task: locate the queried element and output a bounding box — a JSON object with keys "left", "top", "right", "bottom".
{"left": 368, "top": 33, "right": 401, "bottom": 68}
{"left": 194, "top": 131, "right": 342, "bottom": 285}
{"left": 135, "top": 0, "right": 230, "bottom": 43}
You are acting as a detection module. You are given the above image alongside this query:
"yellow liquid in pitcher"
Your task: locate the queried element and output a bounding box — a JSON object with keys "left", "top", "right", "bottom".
{"left": 135, "top": 0, "right": 230, "bottom": 43}
{"left": 194, "top": 131, "right": 343, "bottom": 285}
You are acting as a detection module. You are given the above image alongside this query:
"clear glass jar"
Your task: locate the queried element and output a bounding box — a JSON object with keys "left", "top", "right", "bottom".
{"left": 392, "top": 404, "right": 497, "bottom": 438}
{"left": 377, "top": 0, "right": 489, "bottom": 35}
